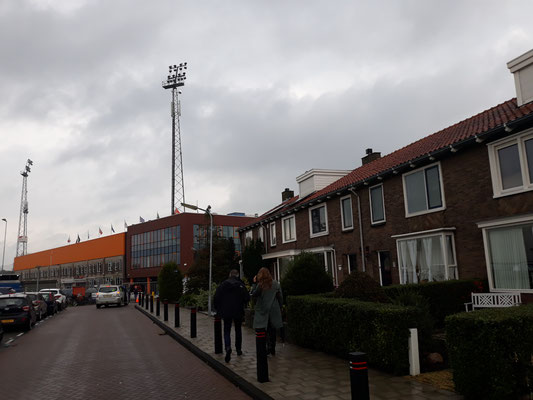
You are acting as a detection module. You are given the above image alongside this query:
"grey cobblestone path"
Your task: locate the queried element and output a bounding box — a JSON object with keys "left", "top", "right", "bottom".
{"left": 0, "top": 305, "right": 251, "bottom": 400}
{"left": 139, "top": 304, "right": 463, "bottom": 400}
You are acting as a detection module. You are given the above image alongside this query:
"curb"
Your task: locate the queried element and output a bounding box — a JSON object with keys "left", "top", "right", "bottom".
{"left": 135, "top": 305, "right": 274, "bottom": 400}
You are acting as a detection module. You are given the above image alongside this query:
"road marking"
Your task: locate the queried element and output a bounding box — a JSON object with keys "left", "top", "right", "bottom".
{"left": 17, "top": 333, "right": 24, "bottom": 337}
{"left": 6, "top": 339, "right": 14, "bottom": 344}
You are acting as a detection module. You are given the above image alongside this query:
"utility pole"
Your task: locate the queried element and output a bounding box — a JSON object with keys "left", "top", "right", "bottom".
{"left": 162, "top": 63, "right": 187, "bottom": 215}
{"left": 16, "top": 159, "right": 33, "bottom": 257}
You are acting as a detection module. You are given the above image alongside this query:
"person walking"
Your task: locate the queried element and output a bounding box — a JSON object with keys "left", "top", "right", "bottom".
{"left": 214, "top": 269, "right": 250, "bottom": 363}
{"left": 251, "top": 267, "right": 283, "bottom": 356}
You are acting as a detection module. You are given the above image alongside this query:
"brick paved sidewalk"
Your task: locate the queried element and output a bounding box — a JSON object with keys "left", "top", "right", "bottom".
{"left": 135, "top": 303, "right": 462, "bottom": 400}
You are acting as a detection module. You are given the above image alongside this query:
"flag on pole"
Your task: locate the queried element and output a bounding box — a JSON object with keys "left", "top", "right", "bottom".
{"left": 76, "top": 234, "right": 80, "bottom": 243}
{"left": 139, "top": 216, "right": 145, "bottom": 223}
{"left": 111, "top": 224, "right": 115, "bottom": 233}
{"left": 174, "top": 207, "right": 180, "bottom": 214}
{"left": 87, "top": 231, "right": 90, "bottom": 239}
{"left": 67, "top": 235, "right": 71, "bottom": 243}
{"left": 99, "top": 227, "right": 103, "bottom": 235}
{"left": 124, "top": 220, "right": 128, "bottom": 230}
{"left": 157, "top": 212, "right": 160, "bottom": 219}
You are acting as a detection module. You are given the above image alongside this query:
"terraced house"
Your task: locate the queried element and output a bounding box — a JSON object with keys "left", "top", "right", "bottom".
{"left": 240, "top": 49, "right": 533, "bottom": 300}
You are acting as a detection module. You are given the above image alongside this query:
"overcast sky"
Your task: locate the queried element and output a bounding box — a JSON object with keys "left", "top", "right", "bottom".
{"left": 1, "top": 0, "right": 532, "bottom": 269}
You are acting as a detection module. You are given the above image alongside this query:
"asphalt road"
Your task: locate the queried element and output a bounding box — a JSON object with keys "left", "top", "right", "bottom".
{"left": 0, "top": 304, "right": 251, "bottom": 400}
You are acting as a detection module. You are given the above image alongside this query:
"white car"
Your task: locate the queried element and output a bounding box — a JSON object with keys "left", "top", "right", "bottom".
{"left": 95, "top": 286, "right": 125, "bottom": 308}
{"left": 39, "top": 288, "right": 67, "bottom": 310}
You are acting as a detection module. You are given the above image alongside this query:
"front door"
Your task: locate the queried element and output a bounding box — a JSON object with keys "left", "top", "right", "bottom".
{"left": 378, "top": 251, "right": 392, "bottom": 286}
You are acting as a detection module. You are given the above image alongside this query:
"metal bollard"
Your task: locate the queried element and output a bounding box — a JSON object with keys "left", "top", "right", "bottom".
{"left": 145, "top": 293, "right": 149, "bottom": 310}
{"left": 150, "top": 295, "right": 154, "bottom": 313}
{"left": 163, "top": 300, "right": 168, "bottom": 321}
{"left": 174, "top": 303, "right": 180, "bottom": 327}
{"left": 190, "top": 307, "right": 197, "bottom": 338}
{"left": 255, "top": 329, "right": 269, "bottom": 382}
{"left": 349, "top": 352, "right": 370, "bottom": 400}
{"left": 140, "top": 293, "right": 144, "bottom": 307}
{"left": 156, "top": 296, "right": 160, "bottom": 317}
{"left": 214, "top": 316, "right": 222, "bottom": 354}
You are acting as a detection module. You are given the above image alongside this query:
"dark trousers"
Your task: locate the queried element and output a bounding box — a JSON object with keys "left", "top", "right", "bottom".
{"left": 223, "top": 317, "right": 243, "bottom": 351}
{"left": 267, "top": 323, "right": 277, "bottom": 353}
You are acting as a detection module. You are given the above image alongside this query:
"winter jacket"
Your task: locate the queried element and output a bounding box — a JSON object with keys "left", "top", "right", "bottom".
{"left": 251, "top": 280, "right": 283, "bottom": 330}
{"left": 213, "top": 277, "right": 250, "bottom": 319}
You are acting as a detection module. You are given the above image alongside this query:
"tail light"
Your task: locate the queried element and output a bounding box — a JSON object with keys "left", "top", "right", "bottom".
{"left": 54, "top": 294, "right": 61, "bottom": 300}
{"left": 22, "top": 305, "right": 30, "bottom": 312}
{"left": 32, "top": 300, "right": 39, "bottom": 305}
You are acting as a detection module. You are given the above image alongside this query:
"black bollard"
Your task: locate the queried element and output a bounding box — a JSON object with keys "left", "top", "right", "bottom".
{"left": 163, "top": 300, "right": 168, "bottom": 321}
{"left": 140, "top": 293, "right": 144, "bottom": 307}
{"left": 190, "top": 307, "right": 197, "bottom": 338}
{"left": 146, "top": 293, "right": 149, "bottom": 310}
{"left": 156, "top": 296, "right": 160, "bottom": 317}
{"left": 174, "top": 303, "right": 180, "bottom": 327}
{"left": 255, "top": 329, "right": 269, "bottom": 383}
{"left": 349, "top": 352, "right": 370, "bottom": 400}
{"left": 214, "top": 316, "right": 223, "bottom": 354}
{"left": 150, "top": 294, "right": 154, "bottom": 313}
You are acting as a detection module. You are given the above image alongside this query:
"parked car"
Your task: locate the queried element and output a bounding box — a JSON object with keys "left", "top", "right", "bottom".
{"left": 0, "top": 287, "right": 16, "bottom": 295}
{"left": 86, "top": 288, "right": 97, "bottom": 304}
{"left": 39, "top": 288, "right": 67, "bottom": 310}
{"left": 39, "top": 291, "right": 58, "bottom": 315}
{"left": 0, "top": 294, "right": 37, "bottom": 331}
{"left": 25, "top": 292, "right": 48, "bottom": 321}
{"left": 95, "top": 286, "right": 125, "bottom": 308}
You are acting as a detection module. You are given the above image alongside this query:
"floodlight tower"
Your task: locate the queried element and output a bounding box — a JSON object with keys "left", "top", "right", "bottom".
{"left": 16, "top": 159, "right": 33, "bottom": 257}
{"left": 162, "top": 62, "right": 187, "bottom": 215}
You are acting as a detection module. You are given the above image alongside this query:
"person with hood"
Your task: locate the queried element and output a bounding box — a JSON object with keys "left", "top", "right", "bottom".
{"left": 214, "top": 269, "right": 250, "bottom": 363}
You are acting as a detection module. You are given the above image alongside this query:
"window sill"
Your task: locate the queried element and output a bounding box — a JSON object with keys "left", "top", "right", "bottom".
{"left": 405, "top": 206, "right": 445, "bottom": 218}
{"left": 310, "top": 231, "right": 329, "bottom": 239}
{"left": 282, "top": 238, "right": 296, "bottom": 244}
{"left": 341, "top": 227, "right": 354, "bottom": 232}
{"left": 371, "top": 220, "right": 386, "bottom": 226}
{"left": 492, "top": 185, "right": 533, "bottom": 199}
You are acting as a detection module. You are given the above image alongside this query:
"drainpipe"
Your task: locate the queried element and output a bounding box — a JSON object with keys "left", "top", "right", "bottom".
{"left": 349, "top": 188, "right": 366, "bottom": 273}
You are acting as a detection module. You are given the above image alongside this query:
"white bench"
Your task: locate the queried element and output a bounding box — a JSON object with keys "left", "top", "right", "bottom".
{"left": 464, "top": 292, "right": 522, "bottom": 312}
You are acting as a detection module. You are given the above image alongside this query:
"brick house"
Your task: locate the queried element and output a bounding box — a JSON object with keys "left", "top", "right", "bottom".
{"left": 240, "top": 49, "right": 533, "bottom": 298}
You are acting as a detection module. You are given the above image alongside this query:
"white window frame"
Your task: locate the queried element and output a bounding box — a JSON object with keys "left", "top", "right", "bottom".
{"left": 309, "top": 203, "right": 329, "bottom": 238}
{"left": 369, "top": 183, "right": 386, "bottom": 225}
{"left": 477, "top": 213, "right": 533, "bottom": 294}
{"left": 257, "top": 226, "right": 264, "bottom": 244}
{"left": 269, "top": 222, "right": 277, "bottom": 247}
{"left": 340, "top": 195, "right": 354, "bottom": 231}
{"left": 244, "top": 230, "right": 253, "bottom": 245}
{"left": 282, "top": 215, "right": 297, "bottom": 243}
{"left": 393, "top": 228, "right": 458, "bottom": 284}
{"left": 402, "top": 161, "right": 446, "bottom": 218}
{"left": 488, "top": 129, "right": 533, "bottom": 198}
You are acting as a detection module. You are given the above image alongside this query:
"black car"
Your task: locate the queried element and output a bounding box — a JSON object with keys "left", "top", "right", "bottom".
{"left": 40, "top": 291, "right": 58, "bottom": 315}
{"left": 0, "top": 294, "right": 37, "bottom": 331}
{"left": 25, "top": 292, "right": 48, "bottom": 320}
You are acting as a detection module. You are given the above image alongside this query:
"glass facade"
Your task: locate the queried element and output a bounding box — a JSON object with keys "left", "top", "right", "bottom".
{"left": 193, "top": 224, "right": 242, "bottom": 254}
{"left": 131, "top": 226, "right": 180, "bottom": 269}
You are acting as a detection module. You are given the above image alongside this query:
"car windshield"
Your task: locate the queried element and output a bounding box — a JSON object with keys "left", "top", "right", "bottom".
{"left": 99, "top": 287, "right": 118, "bottom": 293}
{"left": 40, "top": 289, "right": 58, "bottom": 294}
{"left": 0, "top": 298, "right": 25, "bottom": 307}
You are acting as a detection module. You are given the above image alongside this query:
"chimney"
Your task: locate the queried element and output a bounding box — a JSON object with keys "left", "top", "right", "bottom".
{"left": 362, "top": 148, "right": 381, "bottom": 165}
{"left": 507, "top": 49, "right": 533, "bottom": 107}
{"left": 281, "top": 188, "right": 294, "bottom": 201}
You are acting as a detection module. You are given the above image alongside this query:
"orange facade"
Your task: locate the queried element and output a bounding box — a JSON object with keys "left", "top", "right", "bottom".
{"left": 13, "top": 233, "right": 125, "bottom": 271}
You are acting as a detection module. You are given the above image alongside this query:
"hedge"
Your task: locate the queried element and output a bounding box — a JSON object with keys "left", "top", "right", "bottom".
{"left": 446, "top": 305, "right": 533, "bottom": 399}
{"left": 287, "top": 294, "right": 425, "bottom": 375}
{"left": 383, "top": 279, "right": 485, "bottom": 327}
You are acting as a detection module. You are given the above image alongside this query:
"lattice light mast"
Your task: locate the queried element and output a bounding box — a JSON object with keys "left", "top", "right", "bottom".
{"left": 162, "top": 62, "right": 187, "bottom": 215}
{"left": 16, "top": 159, "right": 33, "bottom": 257}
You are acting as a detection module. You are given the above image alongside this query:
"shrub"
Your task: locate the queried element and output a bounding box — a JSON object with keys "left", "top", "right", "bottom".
{"left": 383, "top": 279, "right": 486, "bottom": 327}
{"left": 334, "top": 271, "right": 389, "bottom": 303}
{"left": 179, "top": 283, "right": 218, "bottom": 310}
{"left": 157, "top": 262, "right": 183, "bottom": 303}
{"left": 281, "top": 252, "right": 334, "bottom": 300}
{"left": 287, "top": 294, "right": 426, "bottom": 375}
{"left": 446, "top": 305, "right": 533, "bottom": 399}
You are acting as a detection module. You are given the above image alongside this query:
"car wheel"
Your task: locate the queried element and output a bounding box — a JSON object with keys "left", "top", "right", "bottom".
{"left": 25, "top": 318, "right": 32, "bottom": 331}
{"left": 38, "top": 310, "right": 42, "bottom": 321}
{"left": 96, "top": 304, "right": 101, "bottom": 309}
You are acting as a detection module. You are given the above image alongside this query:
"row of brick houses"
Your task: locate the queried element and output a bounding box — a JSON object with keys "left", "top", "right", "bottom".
{"left": 239, "top": 49, "right": 533, "bottom": 299}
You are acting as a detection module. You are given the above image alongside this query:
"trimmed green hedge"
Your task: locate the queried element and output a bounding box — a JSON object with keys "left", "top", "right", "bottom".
{"left": 446, "top": 305, "right": 533, "bottom": 399}
{"left": 287, "top": 294, "right": 425, "bottom": 375}
{"left": 383, "top": 279, "right": 485, "bottom": 327}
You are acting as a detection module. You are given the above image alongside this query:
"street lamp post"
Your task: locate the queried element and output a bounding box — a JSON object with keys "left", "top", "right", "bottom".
{"left": 181, "top": 202, "right": 213, "bottom": 316}
{"left": 1, "top": 218, "right": 7, "bottom": 271}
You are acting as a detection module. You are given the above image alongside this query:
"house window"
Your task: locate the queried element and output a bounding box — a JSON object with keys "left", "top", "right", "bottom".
{"left": 488, "top": 130, "right": 533, "bottom": 197}
{"left": 479, "top": 216, "right": 533, "bottom": 292}
{"left": 269, "top": 222, "right": 277, "bottom": 247}
{"left": 340, "top": 196, "right": 353, "bottom": 230}
{"left": 309, "top": 204, "right": 328, "bottom": 237}
{"left": 282, "top": 215, "right": 296, "bottom": 243}
{"left": 369, "top": 184, "right": 385, "bottom": 224}
{"left": 244, "top": 231, "right": 253, "bottom": 245}
{"left": 395, "top": 230, "right": 457, "bottom": 284}
{"left": 258, "top": 227, "right": 264, "bottom": 244}
{"left": 403, "top": 163, "right": 445, "bottom": 217}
